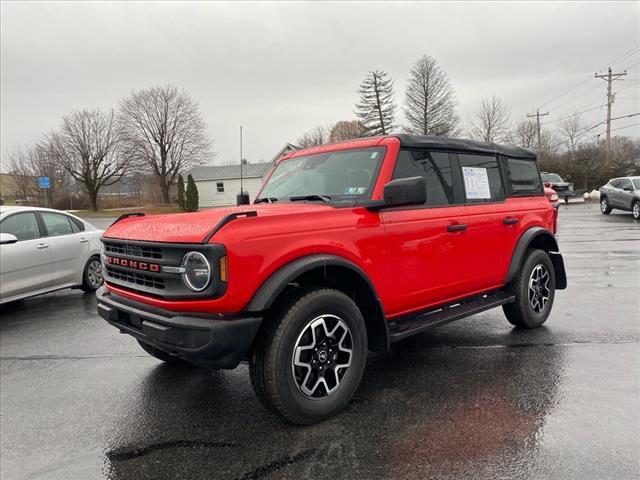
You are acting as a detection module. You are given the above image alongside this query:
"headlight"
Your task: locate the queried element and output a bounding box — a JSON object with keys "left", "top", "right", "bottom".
{"left": 181, "top": 251, "right": 211, "bottom": 291}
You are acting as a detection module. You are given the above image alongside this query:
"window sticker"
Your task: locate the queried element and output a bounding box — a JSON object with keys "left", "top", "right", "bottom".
{"left": 462, "top": 166, "right": 491, "bottom": 199}
{"left": 370, "top": 152, "right": 378, "bottom": 159}
{"left": 344, "top": 187, "right": 367, "bottom": 195}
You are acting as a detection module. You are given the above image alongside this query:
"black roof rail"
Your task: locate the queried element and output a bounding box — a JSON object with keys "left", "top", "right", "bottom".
{"left": 112, "top": 212, "right": 146, "bottom": 225}
{"left": 202, "top": 211, "right": 257, "bottom": 243}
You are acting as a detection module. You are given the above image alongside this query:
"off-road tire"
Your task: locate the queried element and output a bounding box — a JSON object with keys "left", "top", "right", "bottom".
{"left": 137, "top": 339, "right": 189, "bottom": 365}
{"left": 503, "top": 249, "right": 556, "bottom": 329}
{"left": 249, "top": 288, "right": 367, "bottom": 425}
{"left": 632, "top": 200, "right": 640, "bottom": 220}
{"left": 600, "top": 196, "right": 612, "bottom": 214}
{"left": 80, "top": 255, "right": 103, "bottom": 292}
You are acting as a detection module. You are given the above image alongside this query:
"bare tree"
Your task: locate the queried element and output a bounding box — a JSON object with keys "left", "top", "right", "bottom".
{"left": 29, "top": 137, "right": 69, "bottom": 207}
{"left": 328, "top": 120, "right": 365, "bottom": 143}
{"left": 54, "top": 108, "right": 129, "bottom": 211}
{"left": 558, "top": 115, "right": 584, "bottom": 153}
{"left": 404, "top": 55, "right": 458, "bottom": 136}
{"left": 467, "top": 95, "right": 511, "bottom": 143}
{"left": 119, "top": 85, "right": 213, "bottom": 203}
{"left": 5, "top": 145, "right": 37, "bottom": 202}
{"left": 296, "top": 125, "right": 331, "bottom": 148}
{"left": 512, "top": 119, "right": 538, "bottom": 148}
{"left": 355, "top": 70, "right": 396, "bottom": 136}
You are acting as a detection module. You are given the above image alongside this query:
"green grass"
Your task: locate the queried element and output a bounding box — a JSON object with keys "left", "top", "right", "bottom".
{"left": 70, "top": 205, "right": 184, "bottom": 217}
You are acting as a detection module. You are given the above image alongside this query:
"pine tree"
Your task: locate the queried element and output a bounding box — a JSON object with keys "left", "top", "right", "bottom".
{"left": 177, "top": 174, "right": 185, "bottom": 210}
{"left": 185, "top": 174, "right": 199, "bottom": 212}
{"left": 355, "top": 70, "right": 396, "bottom": 136}
{"left": 404, "top": 55, "right": 459, "bottom": 137}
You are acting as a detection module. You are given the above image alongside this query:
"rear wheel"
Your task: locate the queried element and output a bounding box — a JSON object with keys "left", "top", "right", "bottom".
{"left": 503, "top": 249, "right": 555, "bottom": 329}
{"left": 632, "top": 200, "right": 640, "bottom": 220}
{"left": 600, "top": 197, "right": 612, "bottom": 214}
{"left": 249, "top": 288, "right": 367, "bottom": 425}
{"left": 81, "top": 256, "right": 103, "bottom": 292}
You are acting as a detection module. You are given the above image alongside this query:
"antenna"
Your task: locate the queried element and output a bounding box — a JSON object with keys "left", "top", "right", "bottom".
{"left": 240, "top": 125, "right": 243, "bottom": 194}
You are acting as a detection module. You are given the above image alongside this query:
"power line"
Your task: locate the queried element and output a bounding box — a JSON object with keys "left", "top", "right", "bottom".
{"left": 609, "top": 45, "right": 640, "bottom": 68}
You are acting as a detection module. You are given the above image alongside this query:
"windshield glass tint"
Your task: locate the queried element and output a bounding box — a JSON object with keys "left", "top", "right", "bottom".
{"left": 541, "top": 173, "right": 562, "bottom": 182}
{"left": 258, "top": 147, "right": 385, "bottom": 201}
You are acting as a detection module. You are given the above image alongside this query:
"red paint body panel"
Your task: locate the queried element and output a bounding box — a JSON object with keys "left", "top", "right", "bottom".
{"left": 103, "top": 136, "right": 556, "bottom": 321}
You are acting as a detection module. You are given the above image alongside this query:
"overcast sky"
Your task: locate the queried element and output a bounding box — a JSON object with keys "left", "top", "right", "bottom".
{"left": 1, "top": 1, "right": 639, "bottom": 168}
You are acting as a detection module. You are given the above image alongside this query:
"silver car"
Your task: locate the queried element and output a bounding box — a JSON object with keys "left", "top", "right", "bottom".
{"left": 599, "top": 176, "right": 640, "bottom": 220}
{"left": 0, "top": 206, "right": 104, "bottom": 304}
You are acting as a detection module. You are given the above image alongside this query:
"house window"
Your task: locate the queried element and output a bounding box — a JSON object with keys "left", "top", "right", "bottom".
{"left": 217, "top": 182, "right": 224, "bottom": 193}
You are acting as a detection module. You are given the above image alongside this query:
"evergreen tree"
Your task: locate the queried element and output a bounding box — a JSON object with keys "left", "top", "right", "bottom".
{"left": 404, "top": 55, "right": 459, "bottom": 137}
{"left": 185, "top": 174, "right": 199, "bottom": 212}
{"left": 355, "top": 70, "right": 396, "bottom": 136}
{"left": 177, "top": 174, "right": 185, "bottom": 210}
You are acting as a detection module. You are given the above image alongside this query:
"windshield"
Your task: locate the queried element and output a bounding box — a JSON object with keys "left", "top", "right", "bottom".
{"left": 257, "top": 147, "right": 385, "bottom": 203}
{"left": 632, "top": 179, "right": 640, "bottom": 190}
{"left": 541, "top": 173, "right": 563, "bottom": 183}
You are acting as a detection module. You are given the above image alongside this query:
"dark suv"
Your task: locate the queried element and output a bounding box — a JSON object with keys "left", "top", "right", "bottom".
{"left": 97, "top": 135, "right": 566, "bottom": 424}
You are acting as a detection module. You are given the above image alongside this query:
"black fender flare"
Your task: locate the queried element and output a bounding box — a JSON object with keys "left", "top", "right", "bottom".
{"left": 245, "top": 254, "right": 381, "bottom": 312}
{"left": 505, "top": 227, "right": 567, "bottom": 290}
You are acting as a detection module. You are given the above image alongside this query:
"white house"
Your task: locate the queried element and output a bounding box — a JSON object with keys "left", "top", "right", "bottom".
{"left": 190, "top": 143, "right": 300, "bottom": 208}
{"left": 189, "top": 163, "right": 273, "bottom": 207}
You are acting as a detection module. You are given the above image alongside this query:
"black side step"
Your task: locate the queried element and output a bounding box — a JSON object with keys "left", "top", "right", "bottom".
{"left": 389, "top": 290, "right": 515, "bottom": 342}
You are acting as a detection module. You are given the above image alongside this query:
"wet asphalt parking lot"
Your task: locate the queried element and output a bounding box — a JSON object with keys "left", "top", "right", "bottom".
{"left": 1, "top": 203, "right": 638, "bottom": 480}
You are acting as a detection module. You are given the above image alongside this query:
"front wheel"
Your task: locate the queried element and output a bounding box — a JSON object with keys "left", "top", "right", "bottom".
{"left": 503, "top": 249, "right": 556, "bottom": 329}
{"left": 249, "top": 288, "right": 367, "bottom": 425}
{"left": 600, "top": 197, "right": 612, "bottom": 214}
{"left": 632, "top": 200, "right": 640, "bottom": 220}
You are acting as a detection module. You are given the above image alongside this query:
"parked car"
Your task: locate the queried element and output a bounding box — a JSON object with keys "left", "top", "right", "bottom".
{"left": 0, "top": 206, "right": 104, "bottom": 304}
{"left": 97, "top": 135, "right": 566, "bottom": 424}
{"left": 541, "top": 172, "right": 575, "bottom": 203}
{"left": 599, "top": 176, "right": 640, "bottom": 219}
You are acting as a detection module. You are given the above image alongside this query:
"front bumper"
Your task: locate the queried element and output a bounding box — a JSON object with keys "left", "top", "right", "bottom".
{"left": 96, "top": 286, "right": 262, "bottom": 369}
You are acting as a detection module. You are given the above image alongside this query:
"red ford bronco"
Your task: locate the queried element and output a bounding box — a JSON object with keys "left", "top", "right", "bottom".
{"left": 97, "top": 135, "right": 566, "bottom": 424}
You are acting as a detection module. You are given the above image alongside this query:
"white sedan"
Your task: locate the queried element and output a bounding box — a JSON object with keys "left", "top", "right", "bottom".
{"left": 0, "top": 206, "right": 103, "bottom": 305}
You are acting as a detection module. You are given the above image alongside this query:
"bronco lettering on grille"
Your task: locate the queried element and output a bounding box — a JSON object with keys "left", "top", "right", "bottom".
{"left": 104, "top": 256, "right": 160, "bottom": 272}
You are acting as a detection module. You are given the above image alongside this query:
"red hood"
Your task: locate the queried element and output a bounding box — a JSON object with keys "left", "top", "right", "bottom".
{"left": 102, "top": 203, "right": 333, "bottom": 243}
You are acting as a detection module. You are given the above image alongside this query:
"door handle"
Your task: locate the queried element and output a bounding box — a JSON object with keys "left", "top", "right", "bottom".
{"left": 80, "top": 238, "right": 88, "bottom": 243}
{"left": 36, "top": 243, "right": 48, "bottom": 249}
{"left": 447, "top": 223, "right": 468, "bottom": 232}
{"left": 503, "top": 217, "right": 519, "bottom": 225}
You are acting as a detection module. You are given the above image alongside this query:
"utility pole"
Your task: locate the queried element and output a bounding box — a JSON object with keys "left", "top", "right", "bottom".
{"left": 527, "top": 108, "right": 549, "bottom": 151}
{"left": 240, "top": 125, "right": 243, "bottom": 195}
{"left": 595, "top": 67, "right": 627, "bottom": 162}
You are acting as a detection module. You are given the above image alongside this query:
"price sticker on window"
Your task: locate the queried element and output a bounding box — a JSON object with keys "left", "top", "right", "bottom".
{"left": 462, "top": 166, "right": 491, "bottom": 199}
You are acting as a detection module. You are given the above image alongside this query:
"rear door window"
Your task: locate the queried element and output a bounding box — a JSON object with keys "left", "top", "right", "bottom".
{"left": 393, "top": 150, "right": 454, "bottom": 206}
{"left": 41, "top": 212, "right": 74, "bottom": 236}
{"left": 458, "top": 154, "right": 504, "bottom": 203}
{"left": 503, "top": 157, "right": 542, "bottom": 195}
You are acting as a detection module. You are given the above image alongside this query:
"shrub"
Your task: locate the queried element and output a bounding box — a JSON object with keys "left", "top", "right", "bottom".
{"left": 185, "top": 174, "right": 199, "bottom": 212}
{"left": 177, "top": 174, "right": 185, "bottom": 210}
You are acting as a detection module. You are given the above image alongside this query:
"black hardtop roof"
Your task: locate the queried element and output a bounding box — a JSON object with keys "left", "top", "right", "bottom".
{"left": 394, "top": 134, "right": 536, "bottom": 159}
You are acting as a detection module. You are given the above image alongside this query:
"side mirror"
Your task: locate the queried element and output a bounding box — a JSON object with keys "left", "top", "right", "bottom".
{"left": 543, "top": 181, "right": 552, "bottom": 188}
{"left": 0, "top": 233, "right": 18, "bottom": 245}
{"left": 383, "top": 176, "right": 426, "bottom": 208}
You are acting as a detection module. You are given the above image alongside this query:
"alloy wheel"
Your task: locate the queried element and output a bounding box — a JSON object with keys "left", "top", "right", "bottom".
{"left": 633, "top": 202, "right": 639, "bottom": 219}
{"left": 88, "top": 259, "right": 103, "bottom": 288}
{"left": 528, "top": 264, "right": 550, "bottom": 314}
{"left": 600, "top": 199, "right": 608, "bottom": 212}
{"left": 291, "top": 314, "right": 353, "bottom": 398}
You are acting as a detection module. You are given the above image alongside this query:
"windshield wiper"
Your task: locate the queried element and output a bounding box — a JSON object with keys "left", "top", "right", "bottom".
{"left": 289, "top": 194, "right": 332, "bottom": 203}
{"left": 254, "top": 197, "right": 278, "bottom": 204}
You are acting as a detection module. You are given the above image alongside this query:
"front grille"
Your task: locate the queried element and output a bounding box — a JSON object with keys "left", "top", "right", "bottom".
{"left": 103, "top": 241, "right": 162, "bottom": 259}
{"left": 105, "top": 266, "right": 165, "bottom": 290}
{"left": 100, "top": 238, "right": 226, "bottom": 299}
{"left": 553, "top": 185, "right": 568, "bottom": 192}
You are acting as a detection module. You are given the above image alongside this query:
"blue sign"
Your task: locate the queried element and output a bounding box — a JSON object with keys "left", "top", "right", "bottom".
{"left": 38, "top": 176, "right": 50, "bottom": 189}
